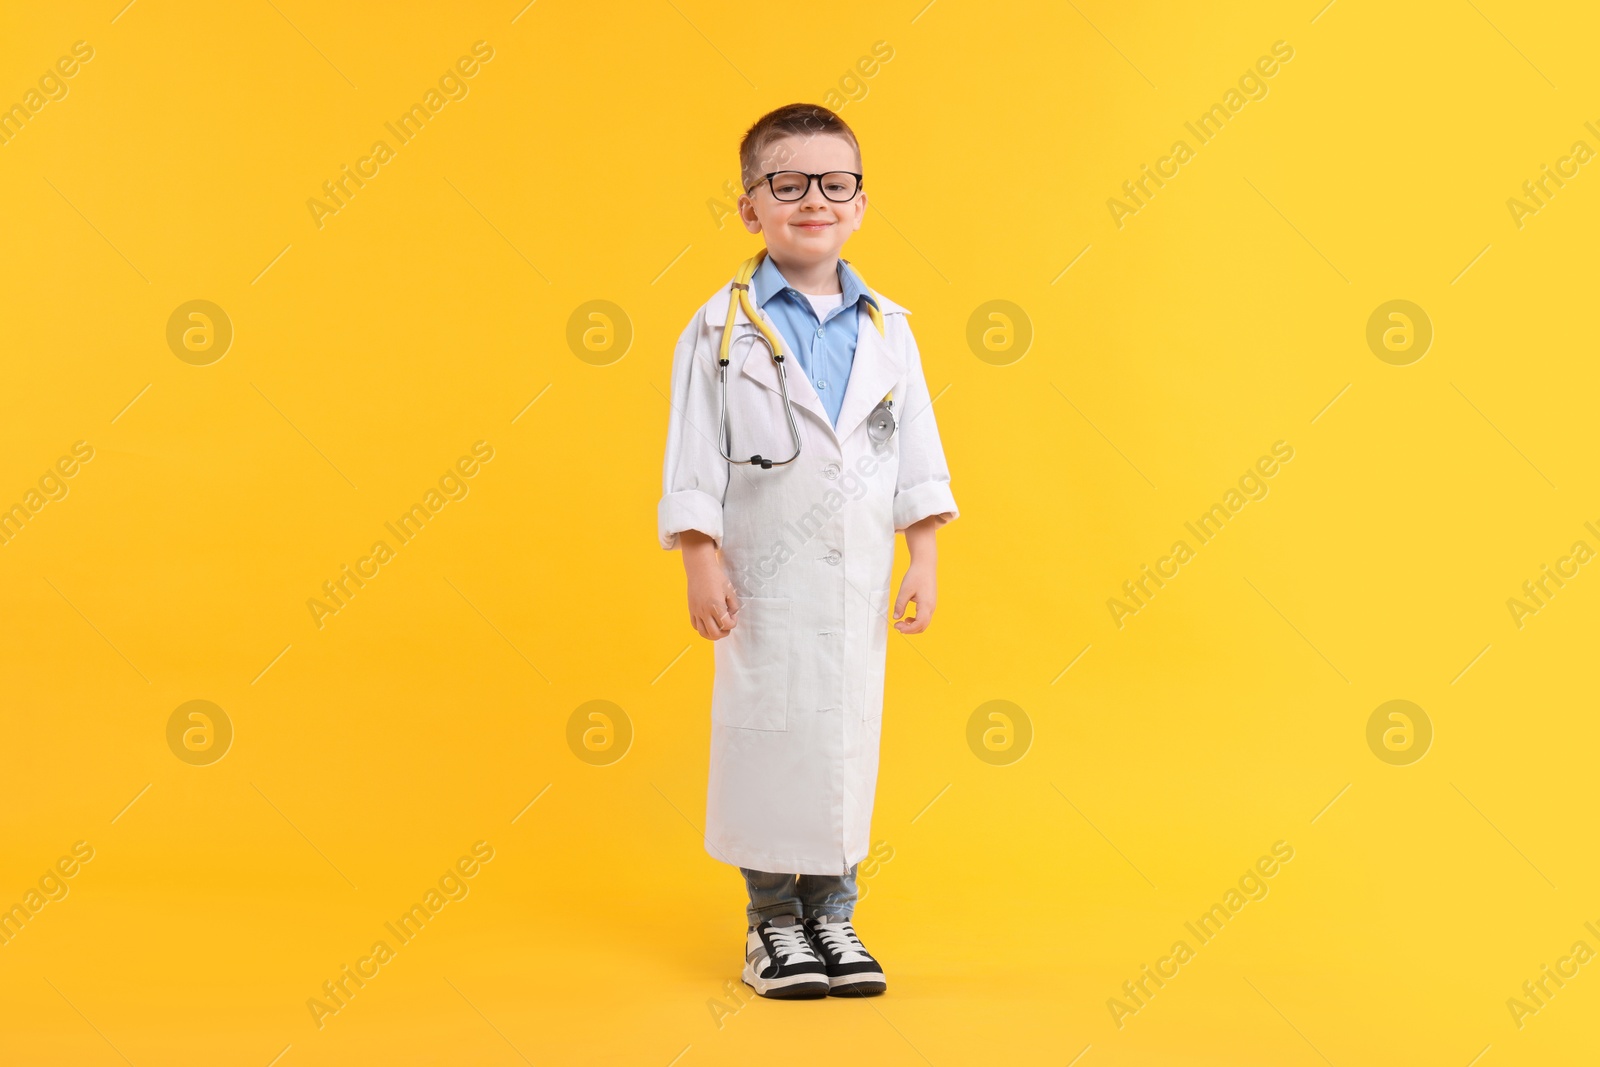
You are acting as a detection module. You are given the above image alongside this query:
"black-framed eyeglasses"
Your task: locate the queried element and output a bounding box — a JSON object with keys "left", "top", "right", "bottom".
{"left": 745, "top": 171, "right": 863, "bottom": 202}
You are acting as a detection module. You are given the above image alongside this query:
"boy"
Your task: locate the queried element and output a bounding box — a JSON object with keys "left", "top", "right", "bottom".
{"left": 657, "top": 104, "right": 957, "bottom": 999}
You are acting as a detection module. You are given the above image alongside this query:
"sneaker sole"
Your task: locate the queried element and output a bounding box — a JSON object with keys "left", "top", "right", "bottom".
{"left": 741, "top": 961, "right": 829, "bottom": 999}
{"left": 827, "top": 972, "right": 886, "bottom": 997}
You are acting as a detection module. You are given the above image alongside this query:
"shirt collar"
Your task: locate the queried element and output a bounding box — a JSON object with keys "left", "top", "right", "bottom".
{"left": 750, "top": 255, "right": 880, "bottom": 315}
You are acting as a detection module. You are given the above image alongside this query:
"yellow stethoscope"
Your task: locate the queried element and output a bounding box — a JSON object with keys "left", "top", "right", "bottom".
{"left": 717, "top": 250, "right": 896, "bottom": 469}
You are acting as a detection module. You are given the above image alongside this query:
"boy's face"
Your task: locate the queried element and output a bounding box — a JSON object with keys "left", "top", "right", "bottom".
{"left": 738, "top": 133, "right": 865, "bottom": 269}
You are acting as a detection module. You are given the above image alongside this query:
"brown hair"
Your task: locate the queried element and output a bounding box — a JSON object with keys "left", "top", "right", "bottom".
{"left": 739, "top": 103, "right": 861, "bottom": 192}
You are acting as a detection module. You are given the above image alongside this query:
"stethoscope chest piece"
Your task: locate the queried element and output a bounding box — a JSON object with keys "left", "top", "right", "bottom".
{"left": 867, "top": 400, "right": 896, "bottom": 447}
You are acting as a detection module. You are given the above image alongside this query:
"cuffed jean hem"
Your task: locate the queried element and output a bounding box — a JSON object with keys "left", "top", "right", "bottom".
{"left": 748, "top": 902, "right": 804, "bottom": 924}
{"left": 741, "top": 865, "right": 858, "bottom": 928}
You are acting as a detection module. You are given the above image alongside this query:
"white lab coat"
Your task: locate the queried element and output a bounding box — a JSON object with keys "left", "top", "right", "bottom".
{"left": 658, "top": 274, "right": 958, "bottom": 876}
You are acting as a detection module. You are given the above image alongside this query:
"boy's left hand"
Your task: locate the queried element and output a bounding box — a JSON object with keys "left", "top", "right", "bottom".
{"left": 893, "top": 560, "right": 936, "bottom": 634}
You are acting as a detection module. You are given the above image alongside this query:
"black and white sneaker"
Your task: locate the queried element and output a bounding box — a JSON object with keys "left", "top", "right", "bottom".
{"left": 741, "top": 915, "right": 829, "bottom": 999}
{"left": 804, "top": 915, "right": 886, "bottom": 996}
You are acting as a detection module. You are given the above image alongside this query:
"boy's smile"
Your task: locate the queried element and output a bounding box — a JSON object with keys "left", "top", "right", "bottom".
{"left": 738, "top": 133, "right": 865, "bottom": 294}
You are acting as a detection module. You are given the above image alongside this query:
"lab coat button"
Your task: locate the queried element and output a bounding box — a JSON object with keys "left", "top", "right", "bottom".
{"left": 824, "top": 550, "right": 841, "bottom": 565}
{"left": 822, "top": 463, "right": 840, "bottom": 479}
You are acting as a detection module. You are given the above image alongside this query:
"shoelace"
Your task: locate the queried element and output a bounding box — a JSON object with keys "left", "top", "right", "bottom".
{"left": 766, "top": 923, "right": 819, "bottom": 964}
{"left": 810, "top": 921, "right": 870, "bottom": 963}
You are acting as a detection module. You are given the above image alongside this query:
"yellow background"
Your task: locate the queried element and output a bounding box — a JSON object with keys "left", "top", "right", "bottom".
{"left": 2, "top": 1, "right": 1597, "bottom": 1064}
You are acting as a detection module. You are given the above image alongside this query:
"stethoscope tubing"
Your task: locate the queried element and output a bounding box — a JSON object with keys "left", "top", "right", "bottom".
{"left": 716, "top": 251, "right": 895, "bottom": 470}
{"left": 718, "top": 328, "right": 804, "bottom": 469}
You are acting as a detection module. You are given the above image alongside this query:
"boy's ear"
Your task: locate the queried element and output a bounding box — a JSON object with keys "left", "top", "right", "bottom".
{"left": 738, "top": 194, "right": 763, "bottom": 234}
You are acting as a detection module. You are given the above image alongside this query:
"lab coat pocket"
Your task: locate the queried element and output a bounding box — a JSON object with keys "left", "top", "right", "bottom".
{"left": 711, "top": 596, "right": 792, "bottom": 732}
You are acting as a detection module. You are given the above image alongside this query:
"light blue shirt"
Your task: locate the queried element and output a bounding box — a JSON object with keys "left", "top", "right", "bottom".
{"left": 750, "top": 255, "right": 880, "bottom": 429}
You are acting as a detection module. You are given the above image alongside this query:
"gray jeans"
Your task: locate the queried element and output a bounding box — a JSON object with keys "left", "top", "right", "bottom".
{"left": 741, "top": 863, "right": 858, "bottom": 928}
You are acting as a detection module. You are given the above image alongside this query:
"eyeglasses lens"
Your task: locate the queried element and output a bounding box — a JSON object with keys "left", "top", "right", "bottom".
{"left": 770, "top": 172, "right": 860, "bottom": 202}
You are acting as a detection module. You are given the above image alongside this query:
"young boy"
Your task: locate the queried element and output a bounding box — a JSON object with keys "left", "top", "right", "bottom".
{"left": 657, "top": 103, "right": 957, "bottom": 999}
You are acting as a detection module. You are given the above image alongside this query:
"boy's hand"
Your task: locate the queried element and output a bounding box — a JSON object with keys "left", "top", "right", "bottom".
{"left": 680, "top": 531, "right": 740, "bottom": 640}
{"left": 893, "top": 559, "right": 936, "bottom": 634}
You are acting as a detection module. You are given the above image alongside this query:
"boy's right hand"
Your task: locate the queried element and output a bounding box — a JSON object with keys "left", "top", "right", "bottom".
{"left": 680, "top": 531, "right": 740, "bottom": 640}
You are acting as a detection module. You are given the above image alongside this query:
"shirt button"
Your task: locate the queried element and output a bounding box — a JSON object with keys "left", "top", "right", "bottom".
{"left": 823, "top": 463, "right": 840, "bottom": 479}
{"left": 816, "top": 327, "right": 824, "bottom": 337}
{"left": 817, "top": 379, "right": 828, "bottom": 390}
{"left": 824, "top": 550, "right": 841, "bottom": 565}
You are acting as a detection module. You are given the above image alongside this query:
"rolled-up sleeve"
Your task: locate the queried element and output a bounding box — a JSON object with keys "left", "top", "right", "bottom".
{"left": 892, "top": 320, "right": 958, "bottom": 533}
{"left": 659, "top": 315, "right": 730, "bottom": 550}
